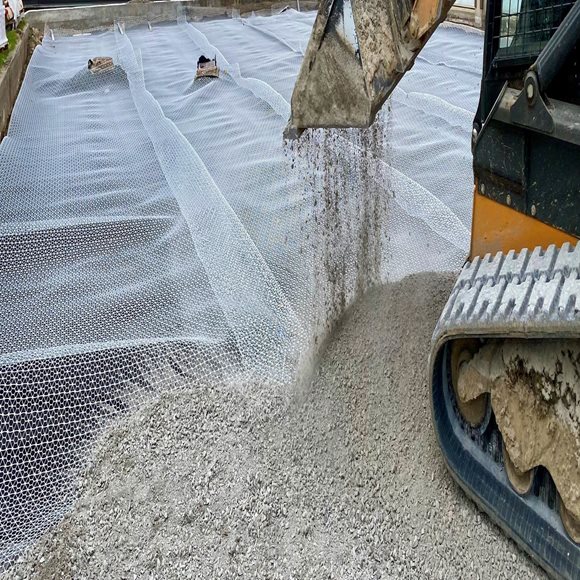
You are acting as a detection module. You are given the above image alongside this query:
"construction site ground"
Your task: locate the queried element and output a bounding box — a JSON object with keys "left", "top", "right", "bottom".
{"left": 0, "top": 10, "right": 545, "bottom": 579}
{"left": 6, "top": 273, "right": 544, "bottom": 579}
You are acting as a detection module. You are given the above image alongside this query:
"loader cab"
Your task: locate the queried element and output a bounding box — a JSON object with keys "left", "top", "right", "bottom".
{"left": 471, "top": 0, "right": 579, "bottom": 256}
{"left": 477, "top": 0, "right": 579, "bottom": 119}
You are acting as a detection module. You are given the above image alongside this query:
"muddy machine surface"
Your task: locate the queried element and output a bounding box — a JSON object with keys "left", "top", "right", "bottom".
{"left": 288, "top": 0, "right": 580, "bottom": 577}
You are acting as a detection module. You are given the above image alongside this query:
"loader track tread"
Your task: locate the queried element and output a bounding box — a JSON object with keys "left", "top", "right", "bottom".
{"left": 429, "top": 242, "right": 580, "bottom": 580}
{"left": 432, "top": 242, "right": 580, "bottom": 347}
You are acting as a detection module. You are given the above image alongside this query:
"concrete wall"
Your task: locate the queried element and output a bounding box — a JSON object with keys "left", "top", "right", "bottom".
{"left": 25, "top": 0, "right": 485, "bottom": 32}
{"left": 0, "top": 25, "right": 31, "bottom": 141}
{"left": 449, "top": 2, "right": 486, "bottom": 29}
{"left": 25, "top": 0, "right": 318, "bottom": 31}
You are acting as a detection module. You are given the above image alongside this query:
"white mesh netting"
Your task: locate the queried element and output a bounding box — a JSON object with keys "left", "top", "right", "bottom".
{"left": 0, "top": 10, "right": 483, "bottom": 567}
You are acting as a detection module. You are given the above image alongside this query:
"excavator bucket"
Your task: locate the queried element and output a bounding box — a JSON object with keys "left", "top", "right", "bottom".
{"left": 287, "top": 0, "right": 454, "bottom": 134}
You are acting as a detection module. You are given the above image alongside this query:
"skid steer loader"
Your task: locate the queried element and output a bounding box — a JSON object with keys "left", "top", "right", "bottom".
{"left": 287, "top": 0, "right": 580, "bottom": 578}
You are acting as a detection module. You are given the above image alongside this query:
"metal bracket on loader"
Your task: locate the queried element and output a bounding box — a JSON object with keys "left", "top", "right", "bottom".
{"left": 510, "top": 0, "right": 580, "bottom": 135}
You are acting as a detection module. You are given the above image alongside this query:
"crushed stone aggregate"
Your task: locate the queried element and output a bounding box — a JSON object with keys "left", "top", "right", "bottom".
{"left": 5, "top": 273, "right": 544, "bottom": 579}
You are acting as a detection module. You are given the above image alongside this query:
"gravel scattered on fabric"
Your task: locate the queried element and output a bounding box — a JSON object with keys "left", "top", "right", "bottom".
{"left": 5, "top": 272, "right": 544, "bottom": 579}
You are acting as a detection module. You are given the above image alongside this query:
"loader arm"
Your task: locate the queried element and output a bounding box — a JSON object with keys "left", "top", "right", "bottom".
{"left": 287, "top": 0, "right": 454, "bottom": 133}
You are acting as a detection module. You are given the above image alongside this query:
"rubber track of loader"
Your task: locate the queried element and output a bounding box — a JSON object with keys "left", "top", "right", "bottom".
{"left": 430, "top": 242, "right": 580, "bottom": 580}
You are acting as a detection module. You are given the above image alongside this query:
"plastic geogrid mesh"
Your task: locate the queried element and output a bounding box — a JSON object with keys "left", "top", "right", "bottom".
{"left": 0, "top": 11, "right": 482, "bottom": 566}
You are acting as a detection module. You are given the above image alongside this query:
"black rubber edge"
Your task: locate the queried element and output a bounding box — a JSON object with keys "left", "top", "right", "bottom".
{"left": 431, "top": 341, "right": 580, "bottom": 580}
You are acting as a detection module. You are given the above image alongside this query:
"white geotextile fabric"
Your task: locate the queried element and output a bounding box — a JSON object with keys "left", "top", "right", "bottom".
{"left": 0, "top": 11, "right": 482, "bottom": 566}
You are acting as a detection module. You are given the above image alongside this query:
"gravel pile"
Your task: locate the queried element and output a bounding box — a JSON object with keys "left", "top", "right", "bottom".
{"left": 5, "top": 273, "right": 544, "bottom": 579}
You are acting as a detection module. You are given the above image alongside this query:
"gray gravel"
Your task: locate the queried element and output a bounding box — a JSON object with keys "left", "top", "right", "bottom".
{"left": 5, "top": 272, "right": 544, "bottom": 579}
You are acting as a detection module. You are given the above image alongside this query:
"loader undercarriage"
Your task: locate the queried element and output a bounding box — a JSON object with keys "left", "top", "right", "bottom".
{"left": 431, "top": 242, "right": 580, "bottom": 578}
{"left": 453, "top": 338, "right": 580, "bottom": 541}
